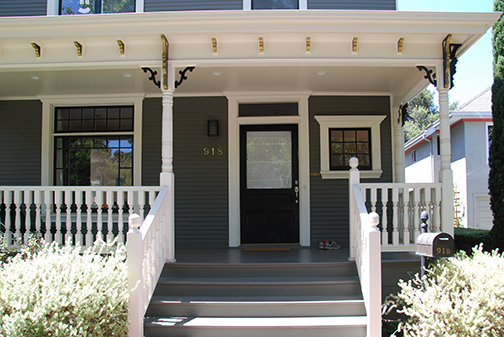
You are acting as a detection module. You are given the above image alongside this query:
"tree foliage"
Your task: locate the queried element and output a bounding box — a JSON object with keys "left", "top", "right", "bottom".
{"left": 404, "top": 89, "right": 439, "bottom": 142}
{"left": 489, "top": 1, "right": 504, "bottom": 251}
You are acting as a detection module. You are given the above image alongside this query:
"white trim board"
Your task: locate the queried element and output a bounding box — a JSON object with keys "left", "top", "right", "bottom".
{"left": 226, "top": 92, "right": 311, "bottom": 247}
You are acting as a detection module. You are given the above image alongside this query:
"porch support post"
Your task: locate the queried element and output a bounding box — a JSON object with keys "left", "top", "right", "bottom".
{"left": 392, "top": 104, "right": 405, "bottom": 183}
{"left": 349, "top": 159, "right": 360, "bottom": 260}
{"left": 438, "top": 87, "right": 454, "bottom": 237}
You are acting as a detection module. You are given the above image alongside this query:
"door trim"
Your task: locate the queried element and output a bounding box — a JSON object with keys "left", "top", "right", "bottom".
{"left": 226, "top": 92, "right": 311, "bottom": 247}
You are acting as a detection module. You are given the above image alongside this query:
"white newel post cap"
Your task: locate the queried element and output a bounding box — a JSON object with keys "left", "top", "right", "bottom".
{"left": 129, "top": 214, "right": 142, "bottom": 230}
{"left": 349, "top": 157, "right": 359, "bottom": 169}
{"left": 368, "top": 212, "right": 380, "bottom": 229}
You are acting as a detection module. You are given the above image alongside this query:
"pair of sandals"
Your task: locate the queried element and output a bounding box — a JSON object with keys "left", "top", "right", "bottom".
{"left": 319, "top": 239, "right": 341, "bottom": 250}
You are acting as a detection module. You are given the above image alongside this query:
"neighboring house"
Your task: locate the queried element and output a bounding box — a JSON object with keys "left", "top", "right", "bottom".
{"left": 0, "top": 1, "right": 499, "bottom": 336}
{"left": 405, "top": 87, "right": 493, "bottom": 230}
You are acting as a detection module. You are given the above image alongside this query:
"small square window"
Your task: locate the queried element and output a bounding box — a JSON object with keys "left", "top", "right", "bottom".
{"left": 329, "top": 128, "right": 371, "bottom": 170}
{"left": 252, "top": 0, "right": 298, "bottom": 9}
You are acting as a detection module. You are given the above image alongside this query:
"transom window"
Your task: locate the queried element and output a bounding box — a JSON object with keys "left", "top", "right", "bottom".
{"left": 252, "top": 0, "right": 298, "bottom": 9}
{"left": 60, "top": 0, "right": 135, "bottom": 15}
{"left": 54, "top": 106, "right": 134, "bottom": 186}
{"left": 329, "top": 128, "right": 371, "bottom": 170}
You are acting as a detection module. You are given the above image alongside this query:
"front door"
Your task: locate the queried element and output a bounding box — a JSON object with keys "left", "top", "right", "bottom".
{"left": 240, "top": 124, "right": 299, "bottom": 244}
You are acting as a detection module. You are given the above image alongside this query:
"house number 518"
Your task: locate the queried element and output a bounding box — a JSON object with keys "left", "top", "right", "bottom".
{"left": 204, "top": 147, "right": 223, "bottom": 156}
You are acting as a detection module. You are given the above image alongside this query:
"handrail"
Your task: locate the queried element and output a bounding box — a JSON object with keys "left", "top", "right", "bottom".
{"left": 127, "top": 186, "right": 173, "bottom": 337}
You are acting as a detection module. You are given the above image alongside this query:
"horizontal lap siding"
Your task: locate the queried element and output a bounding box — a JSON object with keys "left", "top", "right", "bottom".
{"left": 0, "top": 100, "right": 42, "bottom": 185}
{"left": 308, "top": 0, "right": 396, "bottom": 9}
{"left": 309, "top": 96, "right": 392, "bottom": 247}
{"left": 0, "top": 0, "right": 46, "bottom": 16}
{"left": 142, "top": 98, "right": 162, "bottom": 186}
{"left": 173, "top": 97, "right": 229, "bottom": 247}
{"left": 145, "top": 0, "right": 242, "bottom": 11}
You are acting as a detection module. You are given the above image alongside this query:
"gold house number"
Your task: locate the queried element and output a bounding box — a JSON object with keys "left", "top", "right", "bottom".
{"left": 203, "top": 147, "right": 223, "bottom": 156}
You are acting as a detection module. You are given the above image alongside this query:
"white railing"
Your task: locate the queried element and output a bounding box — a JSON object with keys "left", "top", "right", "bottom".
{"left": 0, "top": 186, "right": 160, "bottom": 247}
{"left": 349, "top": 159, "right": 382, "bottom": 337}
{"left": 358, "top": 183, "right": 442, "bottom": 250}
{"left": 127, "top": 186, "right": 174, "bottom": 337}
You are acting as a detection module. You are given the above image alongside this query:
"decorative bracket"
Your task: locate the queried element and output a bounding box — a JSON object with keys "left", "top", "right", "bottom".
{"left": 211, "top": 37, "right": 217, "bottom": 54}
{"left": 117, "top": 39, "right": 125, "bottom": 55}
{"left": 174, "top": 66, "right": 195, "bottom": 89}
{"left": 417, "top": 66, "right": 437, "bottom": 87}
{"left": 306, "top": 36, "right": 311, "bottom": 53}
{"left": 73, "top": 41, "right": 83, "bottom": 56}
{"left": 259, "top": 36, "right": 264, "bottom": 54}
{"left": 399, "top": 103, "right": 409, "bottom": 126}
{"left": 31, "top": 42, "right": 41, "bottom": 58}
{"left": 442, "top": 34, "right": 461, "bottom": 89}
{"left": 397, "top": 37, "right": 404, "bottom": 54}
{"left": 352, "top": 36, "right": 358, "bottom": 53}
{"left": 161, "top": 34, "right": 169, "bottom": 90}
{"left": 142, "top": 67, "right": 161, "bottom": 89}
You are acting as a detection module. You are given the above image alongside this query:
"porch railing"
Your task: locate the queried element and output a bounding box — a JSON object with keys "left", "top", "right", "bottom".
{"left": 127, "top": 186, "right": 174, "bottom": 337}
{"left": 0, "top": 186, "right": 160, "bottom": 247}
{"left": 349, "top": 159, "right": 382, "bottom": 337}
{"left": 358, "top": 182, "right": 442, "bottom": 250}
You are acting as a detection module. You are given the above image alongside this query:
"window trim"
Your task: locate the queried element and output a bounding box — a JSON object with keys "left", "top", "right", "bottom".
{"left": 328, "top": 127, "right": 372, "bottom": 170}
{"left": 486, "top": 122, "right": 493, "bottom": 164}
{"left": 39, "top": 94, "right": 144, "bottom": 186}
{"left": 48, "top": 0, "right": 144, "bottom": 15}
{"left": 243, "top": 0, "right": 307, "bottom": 10}
{"left": 314, "top": 115, "right": 386, "bottom": 179}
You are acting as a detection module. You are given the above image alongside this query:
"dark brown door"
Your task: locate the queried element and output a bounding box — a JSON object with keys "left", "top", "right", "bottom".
{"left": 240, "top": 124, "right": 299, "bottom": 244}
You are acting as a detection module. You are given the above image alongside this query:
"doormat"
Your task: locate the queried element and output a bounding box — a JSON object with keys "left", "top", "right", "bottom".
{"left": 243, "top": 247, "right": 291, "bottom": 252}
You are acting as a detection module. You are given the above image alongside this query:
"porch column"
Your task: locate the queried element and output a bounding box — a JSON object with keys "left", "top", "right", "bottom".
{"left": 392, "top": 104, "right": 405, "bottom": 183}
{"left": 438, "top": 88, "right": 454, "bottom": 237}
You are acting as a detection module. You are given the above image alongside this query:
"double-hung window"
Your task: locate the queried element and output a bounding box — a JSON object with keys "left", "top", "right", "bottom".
{"left": 60, "top": 0, "right": 135, "bottom": 15}
{"left": 54, "top": 106, "right": 134, "bottom": 186}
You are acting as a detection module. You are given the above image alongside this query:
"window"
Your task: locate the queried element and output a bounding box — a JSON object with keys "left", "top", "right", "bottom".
{"left": 315, "top": 115, "right": 386, "bottom": 179}
{"left": 54, "top": 106, "right": 134, "bottom": 186}
{"left": 412, "top": 150, "right": 417, "bottom": 162}
{"left": 60, "top": 0, "right": 135, "bottom": 14}
{"left": 329, "top": 128, "right": 371, "bottom": 170}
{"left": 252, "top": 0, "right": 298, "bottom": 9}
{"left": 487, "top": 122, "right": 494, "bottom": 163}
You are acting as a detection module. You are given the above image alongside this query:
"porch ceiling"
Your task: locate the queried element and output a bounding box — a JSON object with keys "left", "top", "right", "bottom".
{"left": 0, "top": 10, "right": 498, "bottom": 104}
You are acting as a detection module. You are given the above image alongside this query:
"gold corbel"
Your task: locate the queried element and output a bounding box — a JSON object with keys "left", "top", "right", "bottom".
{"left": 306, "top": 36, "right": 311, "bottom": 53}
{"left": 31, "top": 42, "right": 41, "bottom": 58}
{"left": 443, "top": 34, "right": 452, "bottom": 89}
{"left": 211, "top": 37, "right": 217, "bottom": 54}
{"left": 73, "top": 41, "right": 82, "bottom": 56}
{"left": 352, "top": 36, "right": 358, "bottom": 53}
{"left": 161, "top": 34, "right": 169, "bottom": 90}
{"left": 397, "top": 37, "right": 404, "bottom": 54}
{"left": 117, "top": 39, "right": 125, "bottom": 55}
{"left": 259, "top": 36, "right": 264, "bottom": 53}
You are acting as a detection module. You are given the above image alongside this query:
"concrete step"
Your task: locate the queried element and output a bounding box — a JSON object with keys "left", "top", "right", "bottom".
{"left": 144, "top": 316, "right": 367, "bottom": 337}
{"left": 146, "top": 296, "right": 366, "bottom": 317}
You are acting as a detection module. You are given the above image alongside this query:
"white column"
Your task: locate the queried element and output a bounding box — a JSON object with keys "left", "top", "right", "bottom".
{"left": 438, "top": 88, "right": 454, "bottom": 237}
{"left": 160, "top": 89, "right": 175, "bottom": 188}
{"left": 348, "top": 158, "right": 360, "bottom": 261}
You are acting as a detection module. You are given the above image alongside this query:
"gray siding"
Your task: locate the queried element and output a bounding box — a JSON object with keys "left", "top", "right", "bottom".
{"left": 142, "top": 98, "right": 162, "bottom": 186}
{"left": 0, "top": 100, "right": 42, "bottom": 185}
{"left": 451, "top": 123, "right": 465, "bottom": 162}
{"left": 145, "top": 0, "right": 241, "bottom": 11}
{"left": 0, "top": 0, "right": 46, "bottom": 16}
{"left": 308, "top": 0, "right": 395, "bottom": 10}
{"left": 173, "top": 97, "right": 229, "bottom": 247}
{"left": 309, "top": 96, "right": 392, "bottom": 246}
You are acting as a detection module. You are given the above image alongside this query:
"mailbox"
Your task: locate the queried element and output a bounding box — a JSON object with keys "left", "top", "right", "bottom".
{"left": 416, "top": 232, "right": 454, "bottom": 258}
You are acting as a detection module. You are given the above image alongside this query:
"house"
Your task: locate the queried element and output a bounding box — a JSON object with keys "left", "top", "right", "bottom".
{"left": 0, "top": 1, "right": 499, "bottom": 336}
{"left": 405, "top": 87, "right": 493, "bottom": 230}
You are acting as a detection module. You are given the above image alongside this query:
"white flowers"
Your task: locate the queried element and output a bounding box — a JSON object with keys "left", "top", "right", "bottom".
{"left": 0, "top": 240, "right": 129, "bottom": 336}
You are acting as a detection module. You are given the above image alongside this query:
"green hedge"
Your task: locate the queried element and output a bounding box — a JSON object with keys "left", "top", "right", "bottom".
{"left": 454, "top": 228, "right": 492, "bottom": 255}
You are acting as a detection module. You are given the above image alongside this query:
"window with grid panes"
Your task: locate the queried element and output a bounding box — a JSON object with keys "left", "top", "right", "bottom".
{"left": 329, "top": 128, "right": 371, "bottom": 170}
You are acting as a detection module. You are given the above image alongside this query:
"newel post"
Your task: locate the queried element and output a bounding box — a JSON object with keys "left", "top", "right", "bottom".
{"left": 127, "top": 214, "right": 144, "bottom": 337}
{"left": 349, "top": 157, "right": 360, "bottom": 260}
{"left": 367, "top": 211, "right": 382, "bottom": 337}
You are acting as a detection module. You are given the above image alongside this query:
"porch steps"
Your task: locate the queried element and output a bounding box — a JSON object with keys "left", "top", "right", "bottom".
{"left": 144, "top": 262, "right": 367, "bottom": 337}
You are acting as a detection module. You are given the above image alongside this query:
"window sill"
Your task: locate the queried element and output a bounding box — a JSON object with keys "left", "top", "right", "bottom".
{"left": 320, "top": 170, "right": 383, "bottom": 179}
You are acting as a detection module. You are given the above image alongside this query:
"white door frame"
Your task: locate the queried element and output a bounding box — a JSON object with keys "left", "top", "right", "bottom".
{"left": 226, "top": 92, "right": 311, "bottom": 247}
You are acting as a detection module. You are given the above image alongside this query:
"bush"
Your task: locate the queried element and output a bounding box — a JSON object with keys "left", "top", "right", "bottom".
{"left": 454, "top": 227, "right": 492, "bottom": 255}
{"left": 0, "top": 240, "right": 129, "bottom": 336}
{"left": 385, "top": 246, "right": 504, "bottom": 337}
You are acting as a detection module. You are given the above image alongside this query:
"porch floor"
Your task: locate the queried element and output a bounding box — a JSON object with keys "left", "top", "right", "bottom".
{"left": 173, "top": 245, "right": 419, "bottom": 264}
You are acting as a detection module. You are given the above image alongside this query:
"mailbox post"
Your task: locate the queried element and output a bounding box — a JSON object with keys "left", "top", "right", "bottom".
{"left": 416, "top": 211, "right": 455, "bottom": 289}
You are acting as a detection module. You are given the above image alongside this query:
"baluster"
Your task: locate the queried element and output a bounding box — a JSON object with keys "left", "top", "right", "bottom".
{"left": 3, "top": 190, "right": 12, "bottom": 246}
{"left": 34, "top": 190, "right": 42, "bottom": 240}
{"left": 54, "top": 190, "right": 63, "bottom": 245}
{"left": 65, "top": 190, "right": 73, "bottom": 245}
{"left": 138, "top": 191, "right": 146, "bottom": 219}
{"left": 117, "top": 191, "right": 125, "bottom": 243}
{"left": 370, "top": 187, "right": 377, "bottom": 213}
{"left": 402, "top": 188, "right": 410, "bottom": 245}
{"left": 95, "top": 190, "right": 103, "bottom": 242}
{"left": 149, "top": 190, "right": 156, "bottom": 212}
{"left": 434, "top": 187, "right": 442, "bottom": 232}
{"left": 381, "top": 187, "right": 389, "bottom": 246}
{"left": 24, "top": 190, "right": 33, "bottom": 244}
{"left": 413, "top": 188, "right": 421, "bottom": 242}
{"left": 392, "top": 187, "right": 399, "bottom": 246}
{"left": 423, "top": 187, "right": 432, "bottom": 231}
{"left": 75, "top": 190, "right": 83, "bottom": 247}
{"left": 128, "top": 190, "right": 135, "bottom": 218}
{"left": 85, "top": 190, "right": 94, "bottom": 248}
{"left": 106, "top": 190, "right": 114, "bottom": 243}
{"left": 13, "top": 190, "right": 22, "bottom": 242}
{"left": 44, "top": 190, "right": 52, "bottom": 243}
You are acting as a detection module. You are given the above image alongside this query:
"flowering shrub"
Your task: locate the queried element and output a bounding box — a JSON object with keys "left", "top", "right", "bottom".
{"left": 0, "top": 240, "right": 129, "bottom": 336}
{"left": 386, "top": 246, "right": 504, "bottom": 337}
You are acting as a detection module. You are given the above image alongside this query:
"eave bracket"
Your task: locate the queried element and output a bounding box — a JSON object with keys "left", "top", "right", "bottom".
{"left": 174, "top": 67, "right": 196, "bottom": 89}
{"left": 417, "top": 66, "right": 437, "bottom": 87}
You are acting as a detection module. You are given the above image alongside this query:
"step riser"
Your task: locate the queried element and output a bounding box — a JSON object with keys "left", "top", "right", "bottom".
{"left": 153, "top": 283, "right": 361, "bottom": 297}
{"left": 145, "top": 301, "right": 366, "bottom": 317}
{"left": 144, "top": 326, "right": 367, "bottom": 337}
